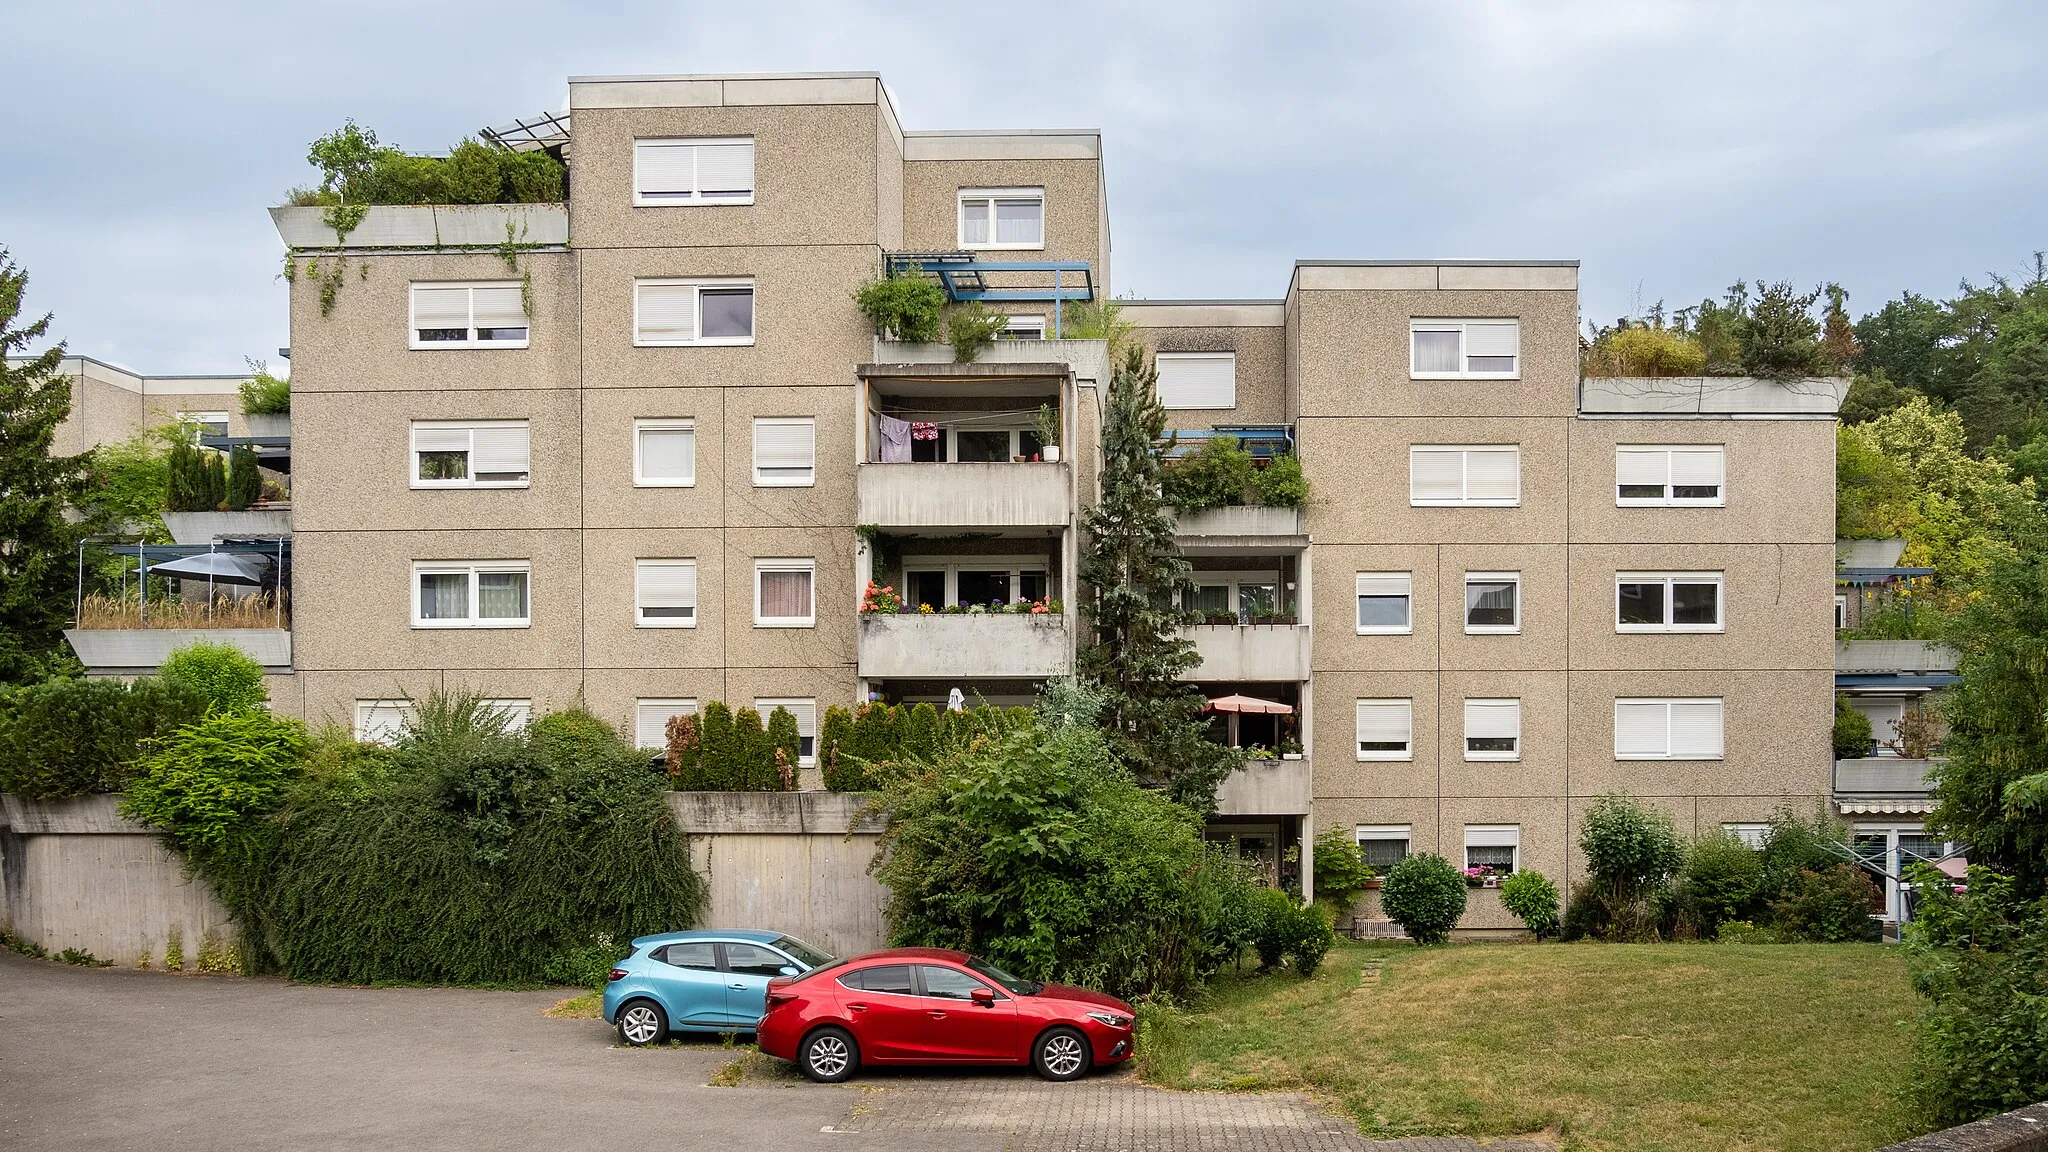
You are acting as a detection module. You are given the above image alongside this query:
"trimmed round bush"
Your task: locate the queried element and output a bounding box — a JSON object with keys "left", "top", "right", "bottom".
{"left": 1251, "top": 886, "right": 1295, "bottom": 969}
{"left": 1381, "top": 853, "right": 1468, "bottom": 944}
{"left": 159, "top": 640, "right": 268, "bottom": 714}
{"left": 1499, "top": 869, "right": 1561, "bottom": 938}
{"left": 1278, "top": 901, "right": 1336, "bottom": 975}
{"left": 0, "top": 676, "right": 207, "bottom": 798}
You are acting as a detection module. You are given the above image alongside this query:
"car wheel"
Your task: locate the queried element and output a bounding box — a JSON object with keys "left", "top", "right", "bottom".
{"left": 799, "top": 1026, "right": 859, "bottom": 1083}
{"left": 1032, "top": 1026, "right": 1091, "bottom": 1082}
{"left": 616, "top": 999, "right": 669, "bottom": 1047}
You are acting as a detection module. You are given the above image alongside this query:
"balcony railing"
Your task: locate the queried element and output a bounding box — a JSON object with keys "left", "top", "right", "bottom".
{"left": 1182, "top": 623, "right": 1311, "bottom": 682}
{"left": 1173, "top": 506, "right": 1306, "bottom": 540}
{"left": 1835, "top": 757, "right": 1938, "bottom": 795}
{"left": 1214, "top": 757, "right": 1311, "bottom": 817}
{"left": 857, "top": 612, "right": 1072, "bottom": 679}
{"left": 857, "top": 461, "right": 1070, "bottom": 529}
{"left": 65, "top": 627, "right": 292, "bottom": 675}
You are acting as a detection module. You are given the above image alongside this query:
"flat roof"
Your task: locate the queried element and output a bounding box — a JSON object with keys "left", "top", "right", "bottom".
{"left": 1294, "top": 259, "right": 1580, "bottom": 268}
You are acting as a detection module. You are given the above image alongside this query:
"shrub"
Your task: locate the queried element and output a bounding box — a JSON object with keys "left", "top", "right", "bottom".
{"left": 732, "top": 707, "right": 771, "bottom": 790}
{"left": 238, "top": 367, "right": 290, "bottom": 416}
{"left": 1676, "top": 831, "right": 1765, "bottom": 939}
{"left": 121, "top": 710, "right": 308, "bottom": 851}
{"left": 901, "top": 701, "right": 940, "bottom": 760}
{"left": 0, "top": 676, "right": 208, "bottom": 798}
{"left": 159, "top": 640, "right": 269, "bottom": 715}
{"left": 1380, "top": 853, "right": 1468, "bottom": 944}
{"left": 1740, "top": 282, "right": 1833, "bottom": 380}
{"left": 1905, "top": 870, "right": 2048, "bottom": 1124}
{"left": 687, "top": 701, "right": 738, "bottom": 789}
{"left": 945, "top": 302, "right": 1007, "bottom": 363}
{"left": 1715, "top": 920, "right": 1784, "bottom": 944}
{"left": 1161, "top": 436, "right": 1258, "bottom": 512}
{"left": 500, "top": 149, "right": 565, "bottom": 203}
{"left": 1277, "top": 901, "right": 1336, "bottom": 975}
{"left": 1771, "top": 865, "right": 1883, "bottom": 942}
{"left": 1253, "top": 453, "right": 1309, "bottom": 508}
{"left": 300, "top": 122, "right": 567, "bottom": 207}
{"left": 1582, "top": 324, "right": 1707, "bottom": 378}
{"left": 1833, "top": 694, "right": 1874, "bottom": 758}
{"left": 819, "top": 704, "right": 856, "bottom": 788}
{"left": 1311, "top": 828, "right": 1375, "bottom": 912}
{"left": 225, "top": 446, "right": 262, "bottom": 511}
{"left": 1576, "top": 793, "right": 1685, "bottom": 941}
{"left": 1499, "top": 869, "right": 1561, "bottom": 938}
{"left": 1759, "top": 806, "right": 1853, "bottom": 897}
{"left": 854, "top": 272, "right": 946, "bottom": 342}
{"left": 1251, "top": 887, "right": 1295, "bottom": 969}
{"left": 766, "top": 706, "right": 801, "bottom": 790}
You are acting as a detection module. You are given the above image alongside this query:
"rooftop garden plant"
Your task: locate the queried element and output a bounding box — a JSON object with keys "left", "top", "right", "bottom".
{"left": 854, "top": 267, "right": 946, "bottom": 342}
{"left": 1160, "top": 435, "right": 1310, "bottom": 512}
{"left": 1582, "top": 280, "right": 1854, "bottom": 380}
{"left": 239, "top": 361, "right": 289, "bottom": 415}
{"left": 285, "top": 120, "right": 564, "bottom": 208}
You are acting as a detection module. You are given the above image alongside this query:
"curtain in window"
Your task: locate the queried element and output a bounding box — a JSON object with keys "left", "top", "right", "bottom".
{"left": 960, "top": 200, "right": 991, "bottom": 245}
{"left": 418, "top": 572, "right": 469, "bottom": 620}
{"left": 476, "top": 571, "right": 528, "bottom": 620}
{"left": 639, "top": 427, "right": 694, "bottom": 481}
{"left": 760, "top": 569, "right": 812, "bottom": 619}
{"left": 994, "top": 198, "right": 1042, "bottom": 245}
{"left": 1467, "top": 580, "right": 1517, "bottom": 625}
{"left": 1412, "top": 329, "right": 1460, "bottom": 373}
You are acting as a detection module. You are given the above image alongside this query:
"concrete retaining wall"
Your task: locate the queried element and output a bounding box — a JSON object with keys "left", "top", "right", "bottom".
{"left": 1875, "top": 1101, "right": 2048, "bottom": 1152}
{"left": 668, "top": 791, "right": 891, "bottom": 957}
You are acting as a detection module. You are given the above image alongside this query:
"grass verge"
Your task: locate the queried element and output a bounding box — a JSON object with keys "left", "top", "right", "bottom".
{"left": 1138, "top": 940, "right": 1928, "bottom": 1152}
{"left": 543, "top": 990, "right": 602, "bottom": 1019}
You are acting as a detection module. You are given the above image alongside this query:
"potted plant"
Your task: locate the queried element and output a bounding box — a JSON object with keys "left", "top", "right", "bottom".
{"left": 1242, "top": 743, "right": 1274, "bottom": 761}
{"left": 858, "top": 581, "right": 902, "bottom": 615}
{"left": 1279, "top": 737, "right": 1304, "bottom": 761}
{"left": 1034, "top": 403, "right": 1062, "bottom": 464}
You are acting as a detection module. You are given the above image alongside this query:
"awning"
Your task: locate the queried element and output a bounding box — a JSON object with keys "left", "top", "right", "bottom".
{"left": 1205, "top": 694, "right": 1294, "bottom": 715}
{"left": 1836, "top": 797, "right": 1936, "bottom": 815}
{"left": 144, "top": 552, "right": 274, "bottom": 587}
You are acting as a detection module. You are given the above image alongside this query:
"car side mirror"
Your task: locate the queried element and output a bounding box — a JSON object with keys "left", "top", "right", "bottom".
{"left": 971, "top": 987, "right": 996, "bottom": 1006}
{"left": 779, "top": 966, "right": 799, "bottom": 977}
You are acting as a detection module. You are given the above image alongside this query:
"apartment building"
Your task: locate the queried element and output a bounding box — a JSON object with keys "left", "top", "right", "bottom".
{"left": 271, "top": 71, "right": 1841, "bottom": 929}
{"left": 46, "top": 355, "right": 253, "bottom": 456}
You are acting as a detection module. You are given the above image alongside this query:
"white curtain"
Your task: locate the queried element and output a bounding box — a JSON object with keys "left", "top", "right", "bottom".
{"left": 1412, "top": 328, "right": 1460, "bottom": 373}
{"left": 418, "top": 572, "right": 469, "bottom": 620}
{"left": 476, "top": 571, "right": 527, "bottom": 620}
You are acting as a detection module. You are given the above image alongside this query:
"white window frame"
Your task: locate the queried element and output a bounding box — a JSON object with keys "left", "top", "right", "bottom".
{"left": 957, "top": 187, "right": 1045, "bottom": 250}
{"left": 1355, "top": 572, "right": 1413, "bottom": 635}
{"left": 481, "top": 699, "right": 532, "bottom": 733}
{"left": 1834, "top": 593, "right": 1849, "bottom": 630}
{"left": 633, "top": 419, "right": 696, "bottom": 487}
{"left": 902, "top": 555, "right": 1055, "bottom": 609}
{"left": 354, "top": 699, "right": 416, "bottom": 745}
{"left": 177, "top": 410, "right": 230, "bottom": 436}
{"left": 632, "top": 137, "right": 755, "bottom": 206}
{"left": 752, "top": 417, "right": 816, "bottom": 487}
{"left": 407, "top": 281, "right": 530, "bottom": 350}
{"left": 1355, "top": 698, "right": 1414, "bottom": 762}
{"left": 753, "top": 697, "right": 819, "bottom": 767}
{"left": 1409, "top": 319, "right": 1521, "bottom": 379}
{"left": 1464, "top": 698, "right": 1522, "bottom": 762}
{"left": 1463, "top": 571, "right": 1522, "bottom": 635}
{"left": 635, "top": 699, "right": 698, "bottom": 751}
{"left": 1615, "top": 571, "right": 1724, "bottom": 633}
{"left": 409, "top": 420, "right": 532, "bottom": 489}
{"left": 1355, "top": 824, "right": 1413, "bottom": 868}
{"left": 753, "top": 559, "right": 816, "bottom": 628}
{"left": 1154, "top": 352, "right": 1238, "bottom": 410}
{"left": 410, "top": 561, "right": 531, "bottom": 629}
{"left": 633, "top": 278, "right": 757, "bottom": 347}
{"left": 1722, "top": 822, "right": 1771, "bottom": 849}
{"left": 1615, "top": 445, "right": 1725, "bottom": 507}
{"left": 1409, "top": 446, "right": 1521, "bottom": 507}
{"left": 1614, "top": 697, "right": 1725, "bottom": 760}
{"left": 1464, "top": 824, "right": 1522, "bottom": 873}
{"left": 634, "top": 559, "right": 699, "bottom": 629}
{"left": 996, "top": 314, "right": 1046, "bottom": 340}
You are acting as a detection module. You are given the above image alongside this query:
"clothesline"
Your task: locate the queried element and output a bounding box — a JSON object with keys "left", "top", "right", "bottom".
{"left": 874, "top": 405, "right": 1048, "bottom": 426}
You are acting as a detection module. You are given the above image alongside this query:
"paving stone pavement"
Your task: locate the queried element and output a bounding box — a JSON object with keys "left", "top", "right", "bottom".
{"left": 826, "top": 1066, "right": 1556, "bottom": 1152}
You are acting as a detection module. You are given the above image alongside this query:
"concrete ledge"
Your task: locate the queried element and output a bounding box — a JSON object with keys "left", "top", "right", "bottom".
{"left": 1835, "top": 758, "right": 1939, "bottom": 795}
{"left": 1174, "top": 506, "right": 1304, "bottom": 538}
{"left": 1182, "top": 624, "right": 1311, "bottom": 682}
{"left": 1214, "top": 759, "right": 1310, "bottom": 816}
{"left": 858, "top": 613, "right": 1073, "bottom": 679}
{"left": 270, "top": 204, "right": 569, "bottom": 251}
{"left": 856, "top": 462, "right": 1071, "bottom": 529}
{"left": 65, "top": 628, "right": 291, "bottom": 675}
{"left": 666, "top": 790, "right": 887, "bottom": 835}
{"left": 1, "top": 794, "right": 153, "bottom": 835}
{"left": 163, "top": 511, "right": 292, "bottom": 545}
{"left": 872, "top": 339, "right": 1110, "bottom": 387}
{"left": 1579, "top": 375, "right": 1849, "bottom": 416}
{"left": 1874, "top": 1102, "right": 2048, "bottom": 1152}
{"left": 1838, "top": 639, "right": 1960, "bottom": 673}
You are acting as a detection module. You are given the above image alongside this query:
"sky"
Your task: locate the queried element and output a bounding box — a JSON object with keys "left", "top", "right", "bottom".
{"left": 1, "top": 1, "right": 2043, "bottom": 374}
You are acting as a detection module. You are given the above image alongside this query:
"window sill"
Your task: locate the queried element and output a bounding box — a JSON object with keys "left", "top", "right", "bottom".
{"left": 1355, "top": 627, "right": 1414, "bottom": 636}
{"left": 633, "top": 195, "right": 756, "bottom": 207}
{"left": 1356, "top": 753, "right": 1413, "bottom": 762}
{"left": 1615, "top": 625, "right": 1725, "bottom": 634}
{"left": 1408, "top": 372, "right": 1521, "bottom": 381}
{"left": 634, "top": 338, "right": 757, "bottom": 348}
{"left": 958, "top": 242, "right": 1047, "bottom": 252}
{"left": 408, "top": 342, "right": 531, "bottom": 351}
{"left": 1464, "top": 626, "right": 1522, "bottom": 636}
{"left": 753, "top": 619, "right": 816, "bottom": 629}
{"left": 1614, "top": 754, "right": 1725, "bottom": 761}
{"left": 410, "top": 621, "right": 533, "bottom": 630}
{"left": 635, "top": 620, "right": 699, "bottom": 629}
{"left": 411, "top": 481, "right": 532, "bottom": 490}
{"left": 1411, "top": 500, "right": 1522, "bottom": 508}
{"left": 633, "top": 479, "right": 698, "bottom": 488}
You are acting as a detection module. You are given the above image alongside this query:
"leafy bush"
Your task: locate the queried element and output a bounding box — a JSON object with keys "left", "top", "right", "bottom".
{"left": 159, "top": 640, "right": 268, "bottom": 714}
{"left": 1380, "top": 853, "right": 1468, "bottom": 944}
{"left": 1833, "top": 694, "right": 1875, "bottom": 758}
{"left": 946, "top": 302, "right": 1008, "bottom": 363}
{"left": 872, "top": 710, "right": 1261, "bottom": 1000}
{"left": 1276, "top": 900, "right": 1336, "bottom": 976}
{"left": 1499, "top": 869, "right": 1561, "bottom": 938}
{"left": 1905, "top": 869, "right": 2048, "bottom": 1124}
{"left": 1675, "top": 831, "right": 1765, "bottom": 939}
{"left": 1311, "top": 828, "right": 1375, "bottom": 912}
{"left": 854, "top": 272, "right": 946, "bottom": 342}
{"left": 1770, "top": 864, "right": 1882, "bottom": 942}
{"left": 1163, "top": 436, "right": 1258, "bottom": 512}
{"left": 1253, "top": 453, "right": 1309, "bottom": 508}
{"left": 0, "top": 676, "right": 207, "bottom": 798}
{"left": 295, "top": 121, "right": 565, "bottom": 207}
{"left": 1758, "top": 806, "right": 1853, "bottom": 896}
{"left": 1574, "top": 793, "right": 1685, "bottom": 941}
{"left": 1582, "top": 324, "right": 1707, "bottom": 378}
{"left": 821, "top": 701, "right": 1034, "bottom": 792}
{"left": 226, "top": 445, "right": 261, "bottom": 511}
{"left": 122, "top": 710, "right": 307, "bottom": 851}
{"left": 238, "top": 367, "right": 290, "bottom": 415}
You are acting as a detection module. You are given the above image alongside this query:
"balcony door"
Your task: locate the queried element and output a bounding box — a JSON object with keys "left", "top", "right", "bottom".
{"left": 902, "top": 555, "right": 1052, "bottom": 611}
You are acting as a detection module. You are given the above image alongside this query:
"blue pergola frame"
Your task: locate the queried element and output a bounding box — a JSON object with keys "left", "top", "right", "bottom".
{"left": 884, "top": 252, "right": 1095, "bottom": 337}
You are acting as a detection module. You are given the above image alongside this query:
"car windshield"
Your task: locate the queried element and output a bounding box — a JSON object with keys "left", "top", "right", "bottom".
{"left": 771, "top": 935, "right": 835, "bottom": 969}
{"left": 965, "top": 956, "right": 1043, "bottom": 996}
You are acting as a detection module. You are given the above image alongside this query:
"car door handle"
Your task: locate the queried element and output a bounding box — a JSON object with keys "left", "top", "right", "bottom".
{"left": 927, "top": 1010, "right": 947, "bottom": 1019}
{"left": 848, "top": 1003, "right": 869, "bottom": 1012}
{"left": 729, "top": 983, "right": 746, "bottom": 990}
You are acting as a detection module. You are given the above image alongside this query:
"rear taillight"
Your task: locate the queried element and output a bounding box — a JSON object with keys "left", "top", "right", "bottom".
{"left": 607, "top": 968, "right": 629, "bottom": 982}
{"left": 766, "top": 989, "right": 797, "bottom": 1006}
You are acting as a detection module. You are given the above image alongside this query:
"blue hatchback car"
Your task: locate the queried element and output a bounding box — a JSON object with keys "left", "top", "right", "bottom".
{"left": 603, "top": 929, "right": 835, "bottom": 1045}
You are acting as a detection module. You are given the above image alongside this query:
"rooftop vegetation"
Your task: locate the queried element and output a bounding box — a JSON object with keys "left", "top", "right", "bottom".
{"left": 285, "top": 120, "right": 564, "bottom": 208}
{"left": 1582, "top": 279, "right": 1856, "bottom": 379}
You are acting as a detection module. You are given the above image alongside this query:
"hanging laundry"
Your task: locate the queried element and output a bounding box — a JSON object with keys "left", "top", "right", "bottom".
{"left": 878, "top": 414, "right": 913, "bottom": 463}
{"left": 911, "top": 421, "right": 940, "bottom": 441}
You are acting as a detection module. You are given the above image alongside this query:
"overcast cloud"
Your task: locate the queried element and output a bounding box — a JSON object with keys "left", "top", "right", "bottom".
{"left": 1, "top": 0, "right": 2043, "bottom": 372}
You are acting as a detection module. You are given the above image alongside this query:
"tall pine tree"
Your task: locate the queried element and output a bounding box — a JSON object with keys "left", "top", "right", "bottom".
{"left": 1078, "top": 346, "right": 1240, "bottom": 811}
{"left": 0, "top": 250, "right": 92, "bottom": 683}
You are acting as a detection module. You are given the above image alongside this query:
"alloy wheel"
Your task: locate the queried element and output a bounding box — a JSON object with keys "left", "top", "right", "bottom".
{"left": 808, "top": 1034, "right": 851, "bottom": 1077}
{"left": 1042, "top": 1033, "right": 1085, "bottom": 1077}
{"left": 621, "top": 1005, "right": 662, "bottom": 1044}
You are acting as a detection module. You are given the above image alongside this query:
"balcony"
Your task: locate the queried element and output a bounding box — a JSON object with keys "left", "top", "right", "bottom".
{"left": 1578, "top": 375, "right": 1850, "bottom": 417}
{"left": 1834, "top": 757, "right": 1938, "bottom": 816}
{"left": 66, "top": 627, "right": 292, "bottom": 676}
{"left": 873, "top": 339, "right": 1111, "bottom": 388}
{"left": 1836, "top": 640, "right": 1960, "bottom": 675}
{"left": 163, "top": 510, "right": 293, "bottom": 545}
{"left": 1174, "top": 506, "right": 1307, "bottom": 547}
{"left": 858, "top": 461, "right": 1070, "bottom": 529}
{"left": 270, "top": 204, "right": 568, "bottom": 251}
{"left": 1214, "top": 756, "right": 1311, "bottom": 817}
{"left": 1183, "top": 624, "right": 1311, "bottom": 682}
{"left": 857, "top": 612, "right": 1072, "bottom": 679}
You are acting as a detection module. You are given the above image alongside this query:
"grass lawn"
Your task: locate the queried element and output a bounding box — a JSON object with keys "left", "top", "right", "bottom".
{"left": 1137, "top": 940, "right": 1929, "bottom": 1152}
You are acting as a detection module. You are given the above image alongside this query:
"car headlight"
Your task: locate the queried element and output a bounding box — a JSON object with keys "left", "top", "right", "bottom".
{"left": 1086, "top": 1010, "right": 1133, "bottom": 1028}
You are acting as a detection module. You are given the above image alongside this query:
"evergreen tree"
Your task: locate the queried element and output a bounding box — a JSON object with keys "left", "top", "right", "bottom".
{"left": 1078, "top": 346, "right": 1240, "bottom": 810}
{"left": 0, "top": 250, "right": 92, "bottom": 683}
{"left": 227, "top": 445, "right": 262, "bottom": 511}
{"left": 902, "top": 701, "right": 940, "bottom": 760}
{"left": 166, "top": 436, "right": 202, "bottom": 512}
{"left": 765, "top": 706, "right": 801, "bottom": 790}
{"left": 732, "top": 706, "right": 771, "bottom": 791}
{"left": 202, "top": 451, "right": 227, "bottom": 511}
{"left": 695, "top": 701, "right": 737, "bottom": 790}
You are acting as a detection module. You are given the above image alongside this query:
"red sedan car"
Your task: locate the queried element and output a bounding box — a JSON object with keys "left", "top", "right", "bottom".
{"left": 756, "top": 947, "right": 1135, "bottom": 1082}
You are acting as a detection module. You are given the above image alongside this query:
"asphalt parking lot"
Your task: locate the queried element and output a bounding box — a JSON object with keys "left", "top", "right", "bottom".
{"left": 0, "top": 950, "right": 1544, "bottom": 1151}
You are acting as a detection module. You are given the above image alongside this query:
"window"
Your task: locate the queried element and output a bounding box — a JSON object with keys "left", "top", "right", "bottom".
{"left": 752, "top": 418, "right": 815, "bottom": 486}
{"left": 410, "top": 421, "right": 531, "bottom": 488}
{"left": 1614, "top": 698, "right": 1725, "bottom": 760}
{"left": 178, "top": 410, "right": 229, "bottom": 436}
{"left": 1410, "top": 319, "right": 1520, "bottom": 378}
{"left": 1850, "top": 697, "right": 1906, "bottom": 753}
{"left": 996, "top": 315, "right": 1045, "bottom": 340}
{"left": 634, "top": 419, "right": 696, "bottom": 486}
{"left": 1464, "top": 825, "right": 1520, "bottom": 874}
{"left": 1409, "top": 446, "right": 1520, "bottom": 506}
{"left": 839, "top": 964, "right": 916, "bottom": 995}
{"left": 723, "top": 942, "right": 791, "bottom": 978}
{"left": 1356, "top": 699, "right": 1413, "bottom": 761}
{"left": 1355, "top": 573, "right": 1413, "bottom": 634}
{"left": 634, "top": 279, "right": 756, "bottom": 346}
{"left": 918, "top": 965, "right": 991, "bottom": 1000}
{"left": 633, "top": 137, "right": 755, "bottom": 205}
{"left": 1834, "top": 594, "right": 1849, "bottom": 630}
{"left": 1464, "top": 572, "right": 1521, "bottom": 634}
{"left": 482, "top": 699, "right": 532, "bottom": 733}
{"left": 634, "top": 699, "right": 697, "bottom": 751}
{"left": 412, "top": 562, "right": 530, "bottom": 628}
{"left": 1722, "top": 823, "right": 1770, "bottom": 849}
{"left": 1155, "top": 352, "right": 1237, "bottom": 409}
{"left": 902, "top": 557, "right": 1052, "bottom": 610}
{"left": 661, "top": 942, "right": 717, "bottom": 970}
{"left": 1356, "top": 825, "right": 1412, "bottom": 869}
{"left": 1616, "top": 572, "right": 1723, "bottom": 632}
{"left": 635, "top": 560, "right": 698, "bottom": 628}
{"left": 1616, "top": 445, "right": 1724, "bottom": 506}
{"left": 754, "top": 698, "right": 818, "bottom": 766}
{"left": 1183, "top": 571, "right": 1283, "bottom": 623}
{"left": 1464, "top": 699, "right": 1521, "bottom": 761}
{"left": 409, "top": 282, "right": 529, "bottom": 349}
{"left": 355, "top": 699, "right": 416, "bottom": 745}
{"left": 754, "top": 560, "right": 815, "bottom": 627}
{"left": 958, "top": 187, "right": 1043, "bottom": 249}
